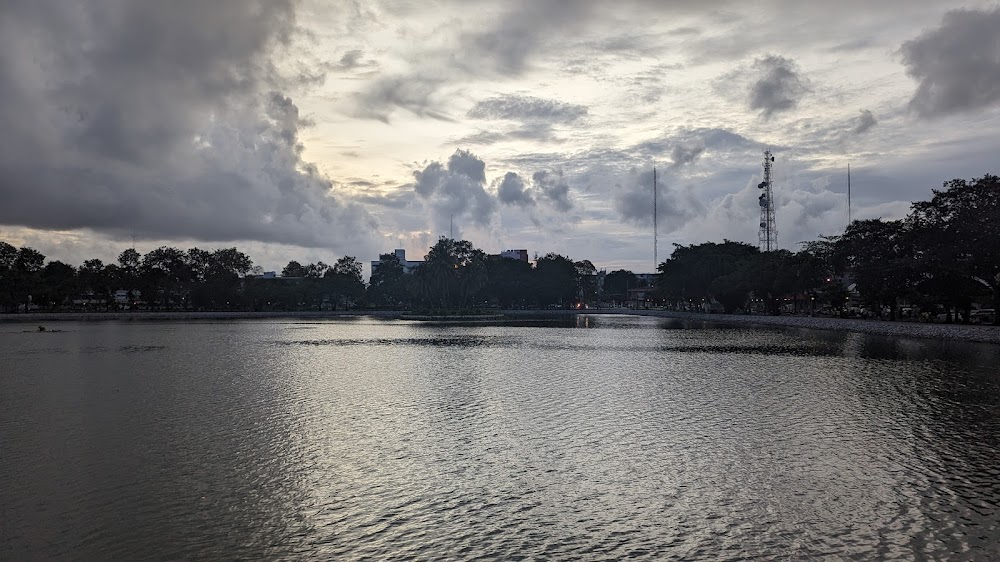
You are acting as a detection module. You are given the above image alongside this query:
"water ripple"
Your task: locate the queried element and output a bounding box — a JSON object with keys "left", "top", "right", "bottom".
{"left": 2, "top": 316, "right": 999, "bottom": 559}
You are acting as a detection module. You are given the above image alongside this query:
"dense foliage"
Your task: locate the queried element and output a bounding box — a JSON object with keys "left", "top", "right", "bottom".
{"left": 0, "top": 244, "right": 364, "bottom": 312}
{"left": 654, "top": 174, "right": 1000, "bottom": 323}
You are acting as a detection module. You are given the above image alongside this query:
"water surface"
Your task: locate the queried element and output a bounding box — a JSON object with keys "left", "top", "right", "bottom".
{"left": 2, "top": 316, "right": 999, "bottom": 559}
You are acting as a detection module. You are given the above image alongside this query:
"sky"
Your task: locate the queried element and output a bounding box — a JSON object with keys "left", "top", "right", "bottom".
{"left": 2, "top": 0, "right": 1000, "bottom": 277}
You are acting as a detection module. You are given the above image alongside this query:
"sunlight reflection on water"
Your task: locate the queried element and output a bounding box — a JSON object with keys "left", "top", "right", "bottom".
{"left": 2, "top": 316, "right": 999, "bottom": 559}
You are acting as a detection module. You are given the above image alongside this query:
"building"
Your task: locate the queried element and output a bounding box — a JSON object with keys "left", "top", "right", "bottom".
{"left": 499, "top": 249, "right": 529, "bottom": 263}
{"left": 370, "top": 249, "right": 424, "bottom": 276}
{"left": 634, "top": 272, "right": 659, "bottom": 287}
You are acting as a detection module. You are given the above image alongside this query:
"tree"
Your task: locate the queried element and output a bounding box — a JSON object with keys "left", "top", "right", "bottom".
{"left": 324, "top": 256, "right": 365, "bottom": 309}
{"left": 0, "top": 242, "right": 18, "bottom": 312}
{"left": 575, "top": 260, "right": 598, "bottom": 305}
{"left": 835, "top": 219, "right": 917, "bottom": 319}
{"left": 483, "top": 255, "right": 533, "bottom": 308}
{"left": 140, "top": 246, "right": 189, "bottom": 309}
{"left": 602, "top": 270, "right": 637, "bottom": 306}
{"left": 281, "top": 261, "right": 308, "bottom": 278}
{"left": 117, "top": 248, "right": 141, "bottom": 308}
{"left": 908, "top": 175, "right": 1000, "bottom": 323}
{"left": 38, "top": 261, "right": 78, "bottom": 310}
{"left": 210, "top": 248, "right": 253, "bottom": 279}
{"left": 368, "top": 253, "right": 409, "bottom": 308}
{"left": 656, "top": 241, "right": 758, "bottom": 307}
{"left": 186, "top": 248, "right": 254, "bottom": 310}
{"left": 412, "top": 238, "right": 488, "bottom": 308}
{"left": 2, "top": 247, "right": 46, "bottom": 311}
{"left": 534, "top": 253, "right": 576, "bottom": 307}
{"left": 305, "top": 262, "right": 329, "bottom": 279}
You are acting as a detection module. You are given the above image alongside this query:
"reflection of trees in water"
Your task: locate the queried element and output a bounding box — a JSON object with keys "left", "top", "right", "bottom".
{"left": 833, "top": 331, "right": 1000, "bottom": 557}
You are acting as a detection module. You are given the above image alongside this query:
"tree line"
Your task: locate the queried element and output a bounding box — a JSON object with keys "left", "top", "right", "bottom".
{"left": 2, "top": 174, "right": 996, "bottom": 322}
{"left": 656, "top": 174, "right": 1000, "bottom": 324}
{"left": 0, "top": 237, "right": 615, "bottom": 313}
{"left": 0, "top": 243, "right": 365, "bottom": 312}
{"left": 368, "top": 237, "right": 614, "bottom": 310}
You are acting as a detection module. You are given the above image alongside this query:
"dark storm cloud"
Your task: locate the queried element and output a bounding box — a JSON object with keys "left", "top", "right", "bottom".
{"left": 532, "top": 169, "right": 573, "bottom": 212}
{"left": 468, "top": 95, "right": 587, "bottom": 123}
{"left": 614, "top": 168, "right": 702, "bottom": 228}
{"left": 746, "top": 55, "right": 810, "bottom": 119}
{"left": 669, "top": 143, "right": 706, "bottom": 169}
{"left": 412, "top": 149, "right": 497, "bottom": 228}
{"left": 496, "top": 172, "right": 534, "bottom": 207}
{"left": 901, "top": 7, "right": 1000, "bottom": 117}
{"left": 853, "top": 109, "right": 877, "bottom": 134}
{"left": 0, "top": 0, "right": 376, "bottom": 251}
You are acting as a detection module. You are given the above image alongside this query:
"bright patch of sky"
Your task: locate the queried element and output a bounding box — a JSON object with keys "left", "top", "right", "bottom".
{"left": 2, "top": 0, "right": 999, "bottom": 275}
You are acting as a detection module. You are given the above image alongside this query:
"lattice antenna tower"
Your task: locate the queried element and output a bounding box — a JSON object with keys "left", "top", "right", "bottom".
{"left": 653, "top": 164, "right": 658, "bottom": 269}
{"left": 757, "top": 150, "right": 777, "bottom": 251}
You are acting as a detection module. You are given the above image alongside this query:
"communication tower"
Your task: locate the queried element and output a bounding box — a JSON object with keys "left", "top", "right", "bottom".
{"left": 653, "top": 165, "right": 658, "bottom": 269}
{"left": 757, "top": 150, "right": 777, "bottom": 251}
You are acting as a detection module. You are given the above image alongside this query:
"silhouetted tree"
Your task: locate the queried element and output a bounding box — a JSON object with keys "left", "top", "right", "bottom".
{"left": 575, "top": 259, "right": 598, "bottom": 305}
{"left": 657, "top": 241, "right": 758, "bottom": 307}
{"left": 281, "top": 260, "right": 308, "bottom": 278}
{"left": 835, "top": 219, "right": 918, "bottom": 319}
{"left": 324, "top": 256, "right": 365, "bottom": 309}
{"left": 483, "top": 255, "right": 533, "bottom": 308}
{"left": 909, "top": 175, "right": 1000, "bottom": 323}
{"left": 368, "top": 253, "right": 409, "bottom": 308}
{"left": 534, "top": 253, "right": 576, "bottom": 307}
{"left": 413, "top": 238, "right": 487, "bottom": 308}
{"left": 117, "top": 248, "right": 141, "bottom": 308}
{"left": 38, "top": 261, "right": 78, "bottom": 310}
{"left": 602, "top": 270, "right": 637, "bottom": 306}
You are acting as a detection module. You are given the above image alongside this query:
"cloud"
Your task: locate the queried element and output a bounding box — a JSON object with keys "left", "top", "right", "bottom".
{"left": 459, "top": 0, "right": 598, "bottom": 76}
{"left": 412, "top": 149, "right": 497, "bottom": 232}
{"left": 669, "top": 143, "right": 706, "bottom": 169}
{"left": 462, "top": 94, "right": 587, "bottom": 144}
{"left": 614, "top": 168, "right": 702, "bottom": 229}
{"left": 337, "top": 49, "right": 365, "bottom": 70}
{"left": 901, "top": 7, "right": 1000, "bottom": 117}
{"left": 468, "top": 94, "right": 587, "bottom": 123}
{"left": 745, "top": 55, "right": 810, "bottom": 119}
{"left": 496, "top": 172, "right": 534, "bottom": 207}
{"left": 0, "top": 0, "right": 377, "bottom": 254}
{"left": 352, "top": 75, "right": 451, "bottom": 122}
{"left": 532, "top": 169, "right": 573, "bottom": 211}
{"left": 853, "top": 109, "right": 877, "bottom": 134}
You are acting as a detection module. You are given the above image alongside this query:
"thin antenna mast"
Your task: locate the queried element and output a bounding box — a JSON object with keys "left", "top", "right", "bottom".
{"left": 450, "top": 214, "right": 454, "bottom": 239}
{"left": 847, "top": 164, "right": 852, "bottom": 226}
{"left": 653, "top": 165, "right": 658, "bottom": 269}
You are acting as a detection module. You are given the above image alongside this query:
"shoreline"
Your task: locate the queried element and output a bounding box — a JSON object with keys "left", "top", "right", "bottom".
{"left": 3, "top": 308, "right": 998, "bottom": 344}
{"left": 614, "top": 309, "right": 1000, "bottom": 345}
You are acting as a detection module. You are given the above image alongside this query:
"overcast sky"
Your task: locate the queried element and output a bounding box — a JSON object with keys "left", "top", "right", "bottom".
{"left": 2, "top": 0, "right": 1000, "bottom": 275}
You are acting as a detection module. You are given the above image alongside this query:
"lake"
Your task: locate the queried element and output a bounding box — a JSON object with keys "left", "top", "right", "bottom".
{"left": 2, "top": 316, "right": 999, "bottom": 560}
